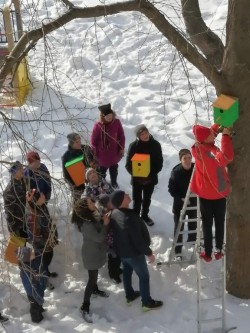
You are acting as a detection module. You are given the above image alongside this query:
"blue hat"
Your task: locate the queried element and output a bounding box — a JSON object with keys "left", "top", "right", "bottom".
{"left": 9, "top": 161, "right": 22, "bottom": 175}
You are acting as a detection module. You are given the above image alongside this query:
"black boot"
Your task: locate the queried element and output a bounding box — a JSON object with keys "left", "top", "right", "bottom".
{"left": 93, "top": 285, "right": 109, "bottom": 298}
{"left": 80, "top": 302, "right": 93, "bottom": 323}
{"left": 28, "top": 297, "right": 44, "bottom": 323}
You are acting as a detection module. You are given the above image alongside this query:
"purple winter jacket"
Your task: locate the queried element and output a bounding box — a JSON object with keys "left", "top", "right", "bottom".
{"left": 91, "top": 118, "right": 125, "bottom": 168}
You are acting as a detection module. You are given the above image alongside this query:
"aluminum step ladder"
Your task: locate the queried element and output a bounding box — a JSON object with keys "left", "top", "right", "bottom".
{"left": 157, "top": 168, "right": 198, "bottom": 267}
{"left": 157, "top": 169, "right": 236, "bottom": 332}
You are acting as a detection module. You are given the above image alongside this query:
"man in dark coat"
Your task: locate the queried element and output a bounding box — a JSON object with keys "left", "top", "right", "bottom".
{"left": 3, "top": 161, "right": 27, "bottom": 238}
{"left": 168, "top": 149, "right": 197, "bottom": 258}
{"left": 24, "top": 151, "right": 57, "bottom": 278}
{"left": 62, "top": 133, "right": 97, "bottom": 203}
{"left": 125, "top": 124, "right": 163, "bottom": 226}
{"left": 110, "top": 190, "right": 163, "bottom": 311}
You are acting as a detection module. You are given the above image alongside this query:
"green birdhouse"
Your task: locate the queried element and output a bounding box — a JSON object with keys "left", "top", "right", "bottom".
{"left": 213, "top": 94, "right": 239, "bottom": 127}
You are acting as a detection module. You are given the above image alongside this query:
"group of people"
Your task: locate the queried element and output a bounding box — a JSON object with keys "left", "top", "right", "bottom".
{"left": 1, "top": 101, "right": 234, "bottom": 324}
{"left": 62, "top": 104, "right": 163, "bottom": 227}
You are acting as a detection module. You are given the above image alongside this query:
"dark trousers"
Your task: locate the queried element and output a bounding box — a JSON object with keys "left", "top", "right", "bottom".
{"left": 83, "top": 270, "right": 99, "bottom": 304}
{"left": 132, "top": 182, "right": 155, "bottom": 218}
{"left": 108, "top": 254, "right": 121, "bottom": 279}
{"left": 42, "top": 250, "right": 53, "bottom": 275}
{"left": 174, "top": 209, "right": 197, "bottom": 254}
{"left": 199, "top": 197, "right": 226, "bottom": 257}
{"left": 71, "top": 187, "right": 85, "bottom": 224}
{"left": 100, "top": 164, "right": 118, "bottom": 185}
{"left": 121, "top": 255, "right": 150, "bottom": 305}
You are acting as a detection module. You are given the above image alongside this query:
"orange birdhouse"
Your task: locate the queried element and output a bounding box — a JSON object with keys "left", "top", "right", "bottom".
{"left": 65, "top": 155, "right": 85, "bottom": 186}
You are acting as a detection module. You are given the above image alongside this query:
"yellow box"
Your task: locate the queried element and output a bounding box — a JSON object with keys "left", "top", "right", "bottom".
{"left": 131, "top": 153, "right": 150, "bottom": 177}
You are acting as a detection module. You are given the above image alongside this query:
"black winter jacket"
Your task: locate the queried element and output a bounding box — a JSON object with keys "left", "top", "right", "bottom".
{"left": 110, "top": 208, "right": 152, "bottom": 258}
{"left": 3, "top": 177, "right": 27, "bottom": 238}
{"left": 61, "top": 144, "right": 95, "bottom": 190}
{"left": 125, "top": 135, "right": 163, "bottom": 185}
{"left": 168, "top": 162, "right": 196, "bottom": 213}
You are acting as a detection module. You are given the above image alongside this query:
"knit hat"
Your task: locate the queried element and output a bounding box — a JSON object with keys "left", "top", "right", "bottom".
{"left": 26, "top": 151, "right": 40, "bottom": 164}
{"left": 179, "top": 149, "right": 191, "bottom": 160}
{"left": 192, "top": 125, "right": 211, "bottom": 143}
{"left": 97, "top": 194, "right": 110, "bottom": 208}
{"left": 9, "top": 161, "right": 22, "bottom": 175}
{"left": 67, "top": 133, "right": 80, "bottom": 146}
{"left": 135, "top": 124, "right": 148, "bottom": 138}
{"left": 98, "top": 103, "right": 113, "bottom": 116}
{"left": 110, "top": 190, "right": 125, "bottom": 208}
{"left": 85, "top": 168, "right": 96, "bottom": 182}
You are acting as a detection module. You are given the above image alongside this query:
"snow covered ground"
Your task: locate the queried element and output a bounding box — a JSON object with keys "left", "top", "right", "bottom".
{"left": 0, "top": 0, "right": 249, "bottom": 332}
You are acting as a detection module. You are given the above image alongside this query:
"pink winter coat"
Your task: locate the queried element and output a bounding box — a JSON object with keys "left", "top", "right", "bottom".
{"left": 91, "top": 118, "right": 125, "bottom": 168}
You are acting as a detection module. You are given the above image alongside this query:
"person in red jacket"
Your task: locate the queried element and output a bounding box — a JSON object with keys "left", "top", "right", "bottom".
{"left": 191, "top": 124, "right": 234, "bottom": 262}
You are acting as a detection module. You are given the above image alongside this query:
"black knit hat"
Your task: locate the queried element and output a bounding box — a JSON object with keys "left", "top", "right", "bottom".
{"left": 110, "top": 190, "right": 125, "bottom": 208}
{"left": 179, "top": 149, "right": 191, "bottom": 160}
{"left": 98, "top": 103, "right": 113, "bottom": 116}
{"left": 9, "top": 161, "right": 22, "bottom": 175}
{"left": 67, "top": 133, "right": 80, "bottom": 146}
{"left": 135, "top": 124, "right": 148, "bottom": 138}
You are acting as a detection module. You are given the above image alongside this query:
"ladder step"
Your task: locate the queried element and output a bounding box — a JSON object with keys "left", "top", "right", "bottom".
{"left": 186, "top": 206, "right": 197, "bottom": 210}
{"left": 200, "top": 317, "right": 222, "bottom": 324}
{"left": 200, "top": 296, "right": 223, "bottom": 301}
{"left": 201, "top": 276, "right": 223, "bottom": 282}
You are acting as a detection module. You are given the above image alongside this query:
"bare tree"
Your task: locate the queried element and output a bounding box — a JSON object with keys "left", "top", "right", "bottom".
{"left": 0, "top": 0, "right": 249, "bottom": 298}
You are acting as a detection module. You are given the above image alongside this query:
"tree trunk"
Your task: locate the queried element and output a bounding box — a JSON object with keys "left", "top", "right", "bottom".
{"left": 181, "top": 0, "right": 224, "bottom": 68}
{"left": 220, "top": 0, "right": 250, "bottom": 298}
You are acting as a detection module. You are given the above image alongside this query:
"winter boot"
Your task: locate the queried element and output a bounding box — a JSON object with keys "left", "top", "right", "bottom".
{"left": 28, "top": 297, "right": 44, "bottom": 323}
{"left": 141, "top": 215, "right": 154, "bottom": 226}
{"left": 80, "top": 302, "right": 92, "bottom": 323}
{"left": 0, "top": 313, "right": 8, "bottom": 323}
{"left": 92, "top": 285, "right": 109, "bottom": 298}
{"left": 126, "top": 291, "right": 141, "bottom": 305}
{"left": 142, "top": 299, "right": 163, "bottom": 312}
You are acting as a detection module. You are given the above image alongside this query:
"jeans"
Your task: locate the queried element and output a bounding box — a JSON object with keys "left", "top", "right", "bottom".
{"left": 20, "top": 253, "right": 48, "bottom": 305}
{"left": 121, "top": 255, "right": 151, "bottom": 305}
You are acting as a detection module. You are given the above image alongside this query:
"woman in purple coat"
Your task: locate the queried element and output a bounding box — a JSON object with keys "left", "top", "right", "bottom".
{"left": 91, "top": 103, "right": 125, "bottom": 188}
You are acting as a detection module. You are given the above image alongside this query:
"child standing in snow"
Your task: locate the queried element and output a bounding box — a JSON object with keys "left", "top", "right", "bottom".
{"left": 74, "top": 197, "right": 110, "bottom": 322}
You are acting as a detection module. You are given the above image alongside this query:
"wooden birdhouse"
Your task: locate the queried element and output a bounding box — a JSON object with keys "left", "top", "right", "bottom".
{"left": 131, "top": 153, "right": 150, "bottom": 177}
{"left": 65, "top": 155, "right": 85, "bottom": 186}
{"left": 213, "top": 94, "right": 239, "bottom": 127}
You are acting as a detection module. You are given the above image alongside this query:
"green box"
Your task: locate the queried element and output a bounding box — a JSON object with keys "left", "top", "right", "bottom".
{"left": 213, "top": 94, "right": 239, "bottom": 127}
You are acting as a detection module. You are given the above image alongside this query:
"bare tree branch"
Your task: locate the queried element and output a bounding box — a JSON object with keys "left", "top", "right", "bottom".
{"left": 181, "top": 0, "right": 225, "bottom": 68}
{"left": 0, "top": 0, "right": 227, "bottom": 92}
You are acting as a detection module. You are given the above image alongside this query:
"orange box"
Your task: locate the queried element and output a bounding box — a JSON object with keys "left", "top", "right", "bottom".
{"left": 131, "top": 153, "right": 150, "bottom": 177}
{"left": 65, "top": 155, "right": 86, "bottom": 186}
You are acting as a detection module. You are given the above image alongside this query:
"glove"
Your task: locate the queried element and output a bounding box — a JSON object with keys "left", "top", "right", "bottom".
{"left": 211, "top": 123, "right": 220, "bottom": 136}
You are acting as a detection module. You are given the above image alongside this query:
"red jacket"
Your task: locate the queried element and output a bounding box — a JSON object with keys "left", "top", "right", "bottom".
{"left": 191, "top": 134, "right": 234, "bottom": 199}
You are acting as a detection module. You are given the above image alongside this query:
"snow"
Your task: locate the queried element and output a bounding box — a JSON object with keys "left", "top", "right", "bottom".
{"left": 0, "top": 0, "right": 249, "bottom": 332}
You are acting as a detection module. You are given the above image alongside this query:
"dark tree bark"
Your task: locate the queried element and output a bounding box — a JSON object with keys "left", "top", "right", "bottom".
{"left": 181, "top": 0, "right": 225, "bottom": 68}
